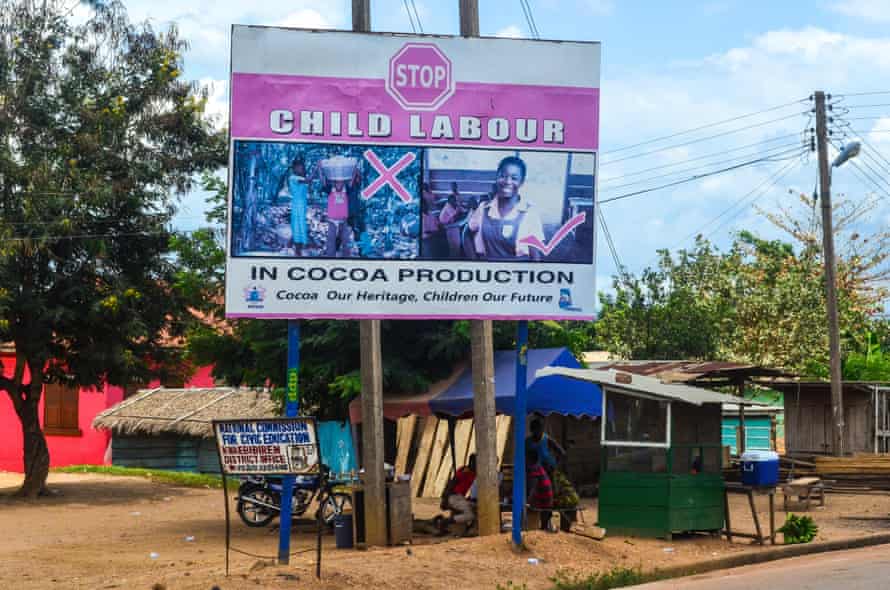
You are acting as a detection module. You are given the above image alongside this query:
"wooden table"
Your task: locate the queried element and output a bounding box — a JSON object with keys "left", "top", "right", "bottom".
{"left": 723, "top": 482, "right": 776, "bottom": 545}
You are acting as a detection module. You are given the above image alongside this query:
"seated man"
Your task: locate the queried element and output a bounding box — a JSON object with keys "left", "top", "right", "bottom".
{"left": 439, "top": 453, "right": 477, "bottom": 534}
{"left": 527, "top": 448, "right": 555, "bottom": 531}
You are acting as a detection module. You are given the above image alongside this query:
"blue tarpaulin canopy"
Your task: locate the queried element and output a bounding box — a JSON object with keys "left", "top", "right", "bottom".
{"left": 349, "top": 347, "right": 601, "bottom": 423}
{"left": 429, "top": 347, "right": 602, "bottom": 418}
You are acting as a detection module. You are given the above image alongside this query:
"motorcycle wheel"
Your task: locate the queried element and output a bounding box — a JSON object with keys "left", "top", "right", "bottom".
{"left": 316, "top": 492, "right": 352, "bottom": 526}
{"left": 237, "top": 484, "right": 280, "bottom": 527}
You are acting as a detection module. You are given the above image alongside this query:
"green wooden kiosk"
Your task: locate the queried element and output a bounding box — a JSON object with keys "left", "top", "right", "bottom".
{"left": 537, "top": 367, "right": 744, "bottom": 540}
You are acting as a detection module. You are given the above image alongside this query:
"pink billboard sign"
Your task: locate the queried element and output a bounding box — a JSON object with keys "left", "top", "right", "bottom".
{"left": 226, "top": 28, "right": 601, "bottom": 320}
{"left": 231, "top": 73, "right": 599, "bottom": 151}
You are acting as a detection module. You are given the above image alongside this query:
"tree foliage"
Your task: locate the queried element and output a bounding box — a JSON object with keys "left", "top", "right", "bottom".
{"left": 597, "top": 192, "right": 888, "bottom": 377}
{"left": 0, "top": 0, "right": 223, "bottom": 496}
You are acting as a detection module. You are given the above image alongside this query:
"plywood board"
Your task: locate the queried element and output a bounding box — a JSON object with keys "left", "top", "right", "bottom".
{"left": 422, "top": 420, "right": 451, "bottom": 498}
{"left": 453, "top": 419, "right": 474, "bottom": 468}
{"left": 394, "top": 415, "right": 417, "bottom": 476}
{"left": 496, "top": 415, "right": 512, "bottom": 468}
{"left": 410, "top": 418, "right": 438, "bottom": 498}
{"left": 465, "top": 422, "right": 476, "bottom": 465}
{"left": 429, "top": 441, "right": 454, "bottom": 498}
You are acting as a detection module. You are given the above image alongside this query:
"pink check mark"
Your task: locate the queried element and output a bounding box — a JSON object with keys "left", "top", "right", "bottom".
{"left": 518, "top": 212, "right": 587, "bottom": 257}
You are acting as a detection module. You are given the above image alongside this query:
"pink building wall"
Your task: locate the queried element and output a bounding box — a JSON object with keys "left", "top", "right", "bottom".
{"left": 0, "top": 361, "right": 216, "bottom": 473}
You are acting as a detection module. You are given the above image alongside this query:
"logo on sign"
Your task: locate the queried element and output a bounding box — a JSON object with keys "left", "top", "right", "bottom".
{"left": 386, "top": 43, "right": 455, "bottom": 111}
{"left": 558, "top": 289, "right": 582, "bottom": 312}
{"left": 244, "top": 284, "right": 266, "bottom": 308}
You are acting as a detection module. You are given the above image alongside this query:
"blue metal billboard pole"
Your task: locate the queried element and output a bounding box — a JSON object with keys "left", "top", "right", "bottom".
{"left": 512, "top": 320, "right": 529, "bottom": 546}
{"left": 278, "top": 320, "right": 300, "bottom": 564}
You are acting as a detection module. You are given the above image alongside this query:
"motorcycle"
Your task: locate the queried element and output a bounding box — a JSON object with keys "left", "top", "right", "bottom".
{"left": 236, "top": 464, "right": 352, "bottom": 528}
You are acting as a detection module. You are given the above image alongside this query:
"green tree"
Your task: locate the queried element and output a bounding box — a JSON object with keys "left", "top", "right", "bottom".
{"left": 596, "top": 237, "right": 730, "bottom": 360}
{"left": 0, "top": 1, "right": 223, "bottom": 496}
{"left": 596, "top": 227, "right": 882, "bottom": 376}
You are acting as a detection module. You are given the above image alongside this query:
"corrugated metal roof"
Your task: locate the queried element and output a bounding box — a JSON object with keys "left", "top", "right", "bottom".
{"left": 535, "top": 367, "right": 747, "bottom": 406}
{"left": 586, "top": 360, "right": 789, "bottom": 383}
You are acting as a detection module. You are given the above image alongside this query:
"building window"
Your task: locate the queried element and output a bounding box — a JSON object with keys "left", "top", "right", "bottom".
{"left": 43, "top": 384, "right": 82, "bottom": 436}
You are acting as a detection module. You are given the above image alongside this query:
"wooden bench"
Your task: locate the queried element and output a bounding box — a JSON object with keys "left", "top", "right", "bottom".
{"left": 782, "top": 477, "right": 825, "bottom": 511}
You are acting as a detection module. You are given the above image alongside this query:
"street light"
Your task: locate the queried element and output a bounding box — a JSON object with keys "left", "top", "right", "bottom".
{"left": 832, "top": 141, "right": 861, "bottom": 169}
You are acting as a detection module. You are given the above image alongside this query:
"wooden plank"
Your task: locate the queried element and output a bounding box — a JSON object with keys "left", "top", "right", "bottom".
{"left": 394, "top": 416, "right": 417, "bottom": 476}
{"left": 496, "top": 415, "right": 512, "bottom": 468}
{"left": 453, "top": 419, "right": 473, "bottom": 468}
{"left": 429, "top": 439, "right": 455, "bottom": 498}
{"left": 465, "top": 421, "right": 476, "bottom": 465}
{"left": 423, "top": 422, "right": 452, "bottom": 498}
{"left": 410, "top": 418, "right": 438, "bottom": 498}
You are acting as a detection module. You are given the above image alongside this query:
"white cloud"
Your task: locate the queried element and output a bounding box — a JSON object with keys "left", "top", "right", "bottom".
{"left": 277, "top": 8, "right": 335, "bottom": 30}
{"left": 868, "top": 117, "right": 890, "bottom": 146}
{"left": 495, "top": 25, "right": 523, "bottom": 38}
{"left": 198, "top": 78, "right": 228, "bottom": 129}
{"left": 122, "top": 1, "right": 349, "bottom": 75}
{"left": 830, "top": 0, "right": 890, "bottom": 22}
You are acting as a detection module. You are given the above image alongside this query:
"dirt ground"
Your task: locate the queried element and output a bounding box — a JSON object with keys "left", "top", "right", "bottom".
{"left": 2, "top": 472, "right": 890, "bottom": 590}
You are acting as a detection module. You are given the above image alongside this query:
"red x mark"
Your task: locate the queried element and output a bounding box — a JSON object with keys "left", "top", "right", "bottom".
{"left": 361, "top": 149, "right": 416, "bottom": 203}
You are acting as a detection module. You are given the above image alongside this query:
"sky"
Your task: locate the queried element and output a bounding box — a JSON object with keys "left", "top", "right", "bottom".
{"left": 89, "top": 0, "right": 890, "bottom": 298}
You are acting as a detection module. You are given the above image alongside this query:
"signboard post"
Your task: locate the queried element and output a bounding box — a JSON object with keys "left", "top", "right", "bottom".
{"left": 278, "top": 320, "right": 301, "bottom": 564}
{"left": 213, "top": 417, "right": 320, "bottom": 571}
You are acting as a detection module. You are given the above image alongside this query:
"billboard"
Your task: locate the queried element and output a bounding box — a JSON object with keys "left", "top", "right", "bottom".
{"left": 226, "top": 27, "right": 600, "bottom": 320}
{"left": 213, "top": 417, "right": 320, "bottom": 476}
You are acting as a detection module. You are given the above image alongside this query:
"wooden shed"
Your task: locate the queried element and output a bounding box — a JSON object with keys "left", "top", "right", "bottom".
{"left": 92, "top": 388, "right": 277, "bottom": 473}
{"left": 774, "top": 381, "right": 890, "bottom": 455}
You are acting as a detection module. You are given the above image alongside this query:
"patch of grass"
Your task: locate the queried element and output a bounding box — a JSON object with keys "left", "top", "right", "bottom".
{"left": 550, "top": 567, "right": 662, "bottom": 590}
{"left": 496, "top": 582, "right": 528, "bottom": 590}
{"left": 52, "top": 465, "right": 222, "bottom": 488}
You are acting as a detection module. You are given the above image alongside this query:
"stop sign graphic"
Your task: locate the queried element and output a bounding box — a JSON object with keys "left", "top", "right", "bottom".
{"left": 386, "top": 43, "right": 455, "bottom": 111}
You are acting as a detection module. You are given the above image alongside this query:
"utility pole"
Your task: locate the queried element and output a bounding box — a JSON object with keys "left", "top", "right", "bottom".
{"left": 354, "top": 0, "right": 388, "bottom": 546}
{"left": 814, "top": 90, "right": 845, "bottom": 457}
{"left": 460, "top": 0, "right": 499, "bottom": 538}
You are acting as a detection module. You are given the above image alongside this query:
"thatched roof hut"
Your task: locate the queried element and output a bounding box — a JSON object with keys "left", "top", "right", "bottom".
{"left": 93, "top": 387, "right": 278, "bottom": 439}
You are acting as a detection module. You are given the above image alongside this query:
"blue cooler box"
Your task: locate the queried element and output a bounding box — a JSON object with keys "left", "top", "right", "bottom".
{"left": 740, "top": 450, "right": 779, "bottom": 486}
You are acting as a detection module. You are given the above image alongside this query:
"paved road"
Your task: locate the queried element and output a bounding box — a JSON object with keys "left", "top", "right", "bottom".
{"left": 635, "top": 544, "right": 890, "bottom": 590}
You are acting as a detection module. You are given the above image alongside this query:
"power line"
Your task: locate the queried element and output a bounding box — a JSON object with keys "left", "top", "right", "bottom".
{"left": 598, "top": 141, "right": 804, "bottom": 192}
{"left": 409, "top": 0, "right": 424, "bottom": 33}
{"left": 598, "top": 148, "right": 805, "bottom": 205}
{"left": 839, "top": 128, "right": 890, "bottom": 176}
{"left": 650, "top": 158, "right": 801, "bottom": 264}
{"left": 598, "top": 211, "right": 625, "bottom": 278}
{"left": 519, "top": 0, "right": 540, "bottom": 39}
{"left": 844, "top": 161, "right": 890, "bottom": 202}
{"left": 841, "top": 103, "right": 890, "bottom": 109}
{"left": 402, "top": 0, "right": 418, "bottom": 33}
{"left": 601, "top": 99, "right": 807, "bottom": 156}
{"left": 703, "top": 158, "right": 801, "bottom": 240}
{"left": 852, "top": 156, "right": 890, "bottom": 196}
{"left": 829, "top": 137, "right": 890, "bottom": 194}
{"left": 830, "top": 139, "right": 890, "bottom": 202}
{"left": 601, "top": 112, "right": 807, "bottom": 165}
{"left": 599, "top": 133, "right": 803, "bottom": 182}
{"left": 835, "top": 90, "right": 890, "bottom": 98}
